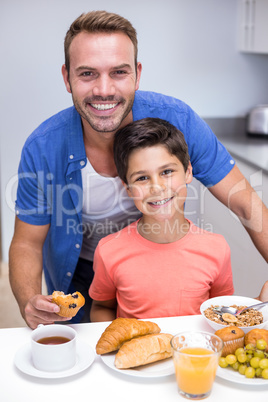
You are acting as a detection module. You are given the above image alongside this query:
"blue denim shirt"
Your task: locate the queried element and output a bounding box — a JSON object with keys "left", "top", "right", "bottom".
{"left": 15, "top": 90, "right": 235, "bottom": 300}
{"left": 16, "top": 106, "right": 86, "bottom": 296}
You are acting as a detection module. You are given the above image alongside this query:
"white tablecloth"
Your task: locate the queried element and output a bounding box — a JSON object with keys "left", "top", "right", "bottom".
{"left": 1, "top": 315, "right": 268, "bottom": 402}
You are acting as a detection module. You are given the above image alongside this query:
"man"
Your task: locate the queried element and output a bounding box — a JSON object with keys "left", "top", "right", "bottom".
{"left": 9, "top": 11, "right": 268, "bottom": 329}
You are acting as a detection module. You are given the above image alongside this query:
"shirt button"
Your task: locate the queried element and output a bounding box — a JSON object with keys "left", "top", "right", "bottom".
{"left": 67, "top": 272, "right": 72, "bottom": 277}
{"left": 80, "top": 160, "right": 85, "bottom": 167}
{"left": 75, "top": 244, "right": 80, "bottom": 249}
{"left": 69, "top": 154, "right": 74, "bottom": 160}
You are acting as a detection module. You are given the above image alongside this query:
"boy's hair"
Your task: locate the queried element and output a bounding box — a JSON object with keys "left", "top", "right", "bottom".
{"left": 114, "top": 118, "right": 190, "bottom": 184}
{"left": 64, "top": 10, "right": 138, "bottom": 74}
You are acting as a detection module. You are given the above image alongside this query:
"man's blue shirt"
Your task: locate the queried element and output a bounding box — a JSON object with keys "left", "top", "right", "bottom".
{"left": 15, "top": 90, "right": 235, "bottom": 307}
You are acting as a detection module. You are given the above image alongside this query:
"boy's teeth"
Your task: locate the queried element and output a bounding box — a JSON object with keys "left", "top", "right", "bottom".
{"left": 151, "top": 197, "right": 171, "bottom": 206}
{"left": 91, "top": 103, "right": 118, "bottom": 110}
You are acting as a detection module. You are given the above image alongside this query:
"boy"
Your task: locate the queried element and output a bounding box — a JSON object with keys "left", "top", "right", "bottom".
{"left": 89, "top": 118, "right": 236, "bottom": 321}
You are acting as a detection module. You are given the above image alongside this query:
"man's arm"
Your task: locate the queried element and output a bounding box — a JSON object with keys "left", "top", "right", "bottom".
{"left": 90, "top": 299, "right": 117, "bottom": 322}
{"left": 209, "top": 165, "right": 268, "bottom": 262}
{"left": 9, "top": 217, "right": 70, "bottom": 329}
{"left": 255, "top": 280, "right": 268, "bottom": 301}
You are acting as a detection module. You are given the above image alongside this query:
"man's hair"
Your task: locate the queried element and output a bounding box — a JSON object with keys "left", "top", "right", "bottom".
{"left": 114, "top": 118, "right": 190, "bottom": 184}
{"left": 64, "top": 10, "right": 138, "bottom": 74}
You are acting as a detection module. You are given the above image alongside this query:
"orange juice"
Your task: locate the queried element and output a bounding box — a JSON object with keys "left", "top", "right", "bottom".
{"left": 173, "top": 347, "right": 218, "bottom": 395}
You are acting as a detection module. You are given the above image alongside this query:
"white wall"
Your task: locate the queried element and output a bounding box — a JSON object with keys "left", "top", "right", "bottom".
{"left": 1, "top": 0, "right": 268, "bottom": 262}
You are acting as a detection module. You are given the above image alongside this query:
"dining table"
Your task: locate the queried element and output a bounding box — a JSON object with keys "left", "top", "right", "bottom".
{"left": 1, "top": 315, "right": 268, "bottom": 402}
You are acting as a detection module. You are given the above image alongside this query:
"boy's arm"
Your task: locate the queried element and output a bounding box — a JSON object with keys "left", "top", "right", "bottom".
{"left": 90, "top": 299, "right": 117, "bottom": 322}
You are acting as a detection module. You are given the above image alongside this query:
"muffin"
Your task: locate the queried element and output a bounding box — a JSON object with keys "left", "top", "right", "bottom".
{"left": 52, "top": 291, "right": 85, "bottom": 318}
{"left": 245, "top": 328, "right": 268, "bottom": 352}
{"left": 215, "top": 326, "right": 245, "bottom": 356}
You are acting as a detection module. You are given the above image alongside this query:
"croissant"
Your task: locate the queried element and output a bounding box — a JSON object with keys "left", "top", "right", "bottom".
{"left": 114, "top": 333, "right": 173, "bottom": 369}
{"left": 96, "top": 317, "right": 161, "bottom": 354}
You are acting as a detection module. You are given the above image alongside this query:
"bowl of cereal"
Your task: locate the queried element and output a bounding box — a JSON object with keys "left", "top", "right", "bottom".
{"left": 200, "top": 295, "right": 268, "bottom": 334}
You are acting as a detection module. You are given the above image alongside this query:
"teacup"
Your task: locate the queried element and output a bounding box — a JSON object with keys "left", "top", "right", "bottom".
{"left": 31, "top": 324, "right": 76, "bottom": 372}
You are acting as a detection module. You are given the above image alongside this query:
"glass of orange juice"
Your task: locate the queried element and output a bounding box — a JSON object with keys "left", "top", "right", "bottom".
{"left": 171, "top": 331, "right": 223, "bottom": 400}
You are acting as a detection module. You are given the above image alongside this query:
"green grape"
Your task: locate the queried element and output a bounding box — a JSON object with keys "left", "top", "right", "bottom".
{"left": 262, "top": 368, "right": 268, "bottom": 379}
{"left": 259, "top": 358, "right": 268, "bottom": 370}
{"left": 237, "top": 353, "right": 247, "bottom": 363}
{"left": 219, "top": 357, "right": 228, "bottom": 368}
{"left": 235, "top": 348, "right": 245, "bottom": 357}
{"left": 250, "top": 357, "right": 260, "bottom": 369}
{"left": 218, "top": 343, "right": 268, "bottom": 381}
{"left": 245, "top": 366, "right": 255, "bottom": 378}
{"left": 254, "top": 350, "right": 265, "bottom": 359}
{"left": 225, "top": 354, "right": 237, "bottom": 365}
{"left": 238, "top": 364, "right": 247, "bottom": 375}
{"left": 231, "top": 361, "right": 240, "bottom": 371}
{"left": 256, "top": 339, "right": 267, "bottom": 350}
{"left": 255, "top": 367, "right": 263, "bottom": 378}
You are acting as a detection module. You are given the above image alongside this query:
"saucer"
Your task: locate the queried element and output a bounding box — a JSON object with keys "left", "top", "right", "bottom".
{"left": 14, "top": 339, "right": 95, "bottom": 378}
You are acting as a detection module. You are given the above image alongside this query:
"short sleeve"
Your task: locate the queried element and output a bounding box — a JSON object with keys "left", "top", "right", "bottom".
{"left": 184, "top": 109, "right": 235, "bottom": 187}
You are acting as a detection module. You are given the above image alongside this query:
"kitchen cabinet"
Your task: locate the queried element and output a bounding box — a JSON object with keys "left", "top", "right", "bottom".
{"left": 238, "top": 0, "right": 268, "bottom": 53}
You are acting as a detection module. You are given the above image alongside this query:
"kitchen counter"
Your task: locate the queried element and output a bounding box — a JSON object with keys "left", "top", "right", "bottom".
{"left": 204, "top": 118, "right": 268, "bottom": 174}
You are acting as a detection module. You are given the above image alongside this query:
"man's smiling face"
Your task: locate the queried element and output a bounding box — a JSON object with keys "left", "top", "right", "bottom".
{"left": 62, "top": 31, "right": 142, "bottom": 135}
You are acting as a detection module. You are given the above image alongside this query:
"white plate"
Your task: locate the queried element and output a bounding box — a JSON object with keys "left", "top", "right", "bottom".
{"left": 217, "top": 366, "right": 268, "bottom": 386}
{"left": 14, "top": 339, "right": 95, "bottom": 379}
{"left": 100, "top": 352, "right": 174, "bottom": 378}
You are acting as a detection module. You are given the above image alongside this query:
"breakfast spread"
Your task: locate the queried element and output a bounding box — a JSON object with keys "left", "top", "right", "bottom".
{"left": 52, "top": 291, "right": 85, "bottom": 317}
{"left": 204, "top": 305, "right": 263, "bottom": 327}
{"left": 217, "top": 328, "right": 268, "bottom": 380}
{"left": 96, "top": 317, "right": 172, "bottom": 369}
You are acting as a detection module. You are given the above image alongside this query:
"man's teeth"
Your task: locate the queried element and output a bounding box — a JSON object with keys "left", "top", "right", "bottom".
{"left": 150, "top": 197, "right": 172, "bottom": 206}
{"left": 91, "top": 103, "right": 118, "bottom": 110}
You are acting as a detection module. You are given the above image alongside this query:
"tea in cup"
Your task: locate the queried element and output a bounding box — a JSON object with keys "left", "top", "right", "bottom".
{"left": 31, "top": 324, "right": 77, "bottom": 372}
{"left": 171, "top": 331, "right": 223, "bottom": 399}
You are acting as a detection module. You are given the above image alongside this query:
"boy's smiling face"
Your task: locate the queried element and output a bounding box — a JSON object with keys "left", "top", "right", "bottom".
{"left": 124, "top": 145, "right": 193, "bottom": 223}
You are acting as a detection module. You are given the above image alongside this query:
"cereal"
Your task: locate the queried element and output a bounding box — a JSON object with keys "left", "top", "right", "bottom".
{"left": 204, "top": 305, "right": 263, "bottom": 327}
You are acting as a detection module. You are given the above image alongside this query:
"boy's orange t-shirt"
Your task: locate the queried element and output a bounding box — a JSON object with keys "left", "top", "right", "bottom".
{"left": 89, "top": 220, "right": 234, "bottom": 318}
